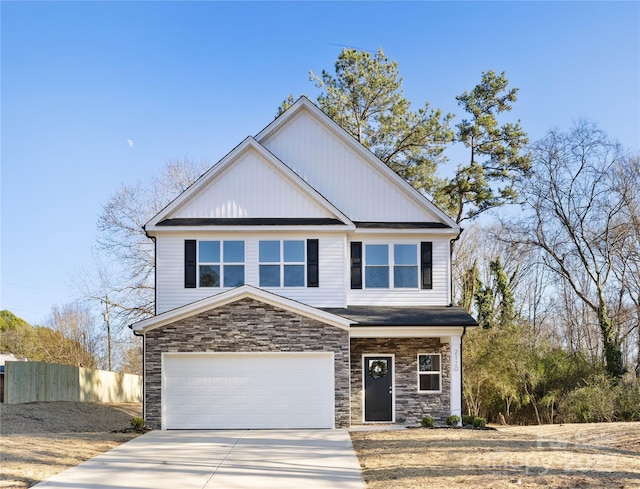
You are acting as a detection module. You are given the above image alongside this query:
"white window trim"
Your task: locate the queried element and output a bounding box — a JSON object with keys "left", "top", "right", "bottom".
{"left": 417, "top": 353, "right": 442, "bottom": 394}
{"left": 363, "top": 242, "right": 419, "bottom": 290}
{"left": 198, "top": 240, "right": 245, "bottom": 288}
{"left": 259, "top": 240, "right": 306, "bottom": 288}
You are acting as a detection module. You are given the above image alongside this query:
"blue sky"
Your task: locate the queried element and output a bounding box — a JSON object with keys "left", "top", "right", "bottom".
{"left": 2, "top": 1, "right": 639, "bottom": 326}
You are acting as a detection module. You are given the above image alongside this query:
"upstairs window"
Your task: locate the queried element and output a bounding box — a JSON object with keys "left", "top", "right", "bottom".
{"left": 199, "top": 240, "right": 245, "bottom": 287}
{"left": 417, "top": 353, "right": 441, "bottom": 393}
{"left": 363, "top": 244, "right": 418, "bottom": 289}
{"left": 259, "top": 240, "right": 305, "bottom": 287}
{"left": 394, "top": 244, "right": 418, "bottom": 288}
{"left": 364, "top": 244, "right": 389, "bottom": 288}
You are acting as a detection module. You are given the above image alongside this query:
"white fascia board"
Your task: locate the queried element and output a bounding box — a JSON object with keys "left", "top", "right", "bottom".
{"left": 145, "top": 224, "right": 355, "bottom": 236}
{"left": 256, "top": 97, "right": 460, "bottom": 233}
{"left": 132, "top": 285, "right": 353, "bottom": 333}
{"left": 146, "top": 136, "right": 353, "bottom": 229}
{"left": 350, "top": 326, "right": 466, "bottom": 338}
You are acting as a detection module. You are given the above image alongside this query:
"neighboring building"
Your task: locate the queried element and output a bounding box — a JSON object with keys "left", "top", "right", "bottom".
{"left": 0, "top": 353, "right": 27, "bottom": 403}
{"left": 131, "top": 97, "right": 478, "bottom": 430}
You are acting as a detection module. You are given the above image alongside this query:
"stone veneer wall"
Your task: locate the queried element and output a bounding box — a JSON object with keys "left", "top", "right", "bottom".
{"left": 350, "top": 337, "right": 450, "bottom": 425}
{"left": 144, "top": 298, "right": 350, "bottom": 429}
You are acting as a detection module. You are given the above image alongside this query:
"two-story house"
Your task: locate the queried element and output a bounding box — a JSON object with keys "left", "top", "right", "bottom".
{"left": 131, "top": 97, "right": 478, "bottom": 430}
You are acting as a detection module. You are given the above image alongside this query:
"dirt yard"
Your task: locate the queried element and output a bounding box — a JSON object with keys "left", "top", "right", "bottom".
{"left": 1, "top": 403, "right": 638, "bottom": 489}
{"left": 0, "top": 402, "right": 142, "bottom": 488}
{"left": 350, "top": 423, "right": 640, "bottom": 488}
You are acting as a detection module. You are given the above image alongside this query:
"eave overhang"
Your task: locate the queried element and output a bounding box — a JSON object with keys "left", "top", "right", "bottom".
{"left": 145, "top": 217, "right": 355, "bottom": 235}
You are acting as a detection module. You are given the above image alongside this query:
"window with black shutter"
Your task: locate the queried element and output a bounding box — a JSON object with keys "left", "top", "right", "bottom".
{"left": 350, "top": 242, "right": 363, "bottom": 289}
{"left": 307, "top": 239, "right": 319, "bottom": 287}
{"left": 421, "top": 242, "right": 433, "bottom": 289}
{"left": 184, "top": 240, "right": 197, "bottom": 288}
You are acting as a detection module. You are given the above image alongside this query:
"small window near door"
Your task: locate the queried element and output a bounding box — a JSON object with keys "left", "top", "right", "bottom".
{"left": 417, "top": 353, "right": 441, "bottom": 393}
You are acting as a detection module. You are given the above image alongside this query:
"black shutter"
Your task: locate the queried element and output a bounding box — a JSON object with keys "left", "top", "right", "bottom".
{"left": 350, "top": 242, "right": 363, "bottom": 289}
{"left": 307, "top": 239, "right": 319, "bottom": 287}
{"left": 421, "top": 242, "right": 433, "bottom": 289}
{"left": 185, "top": 240, "right": 197, "bottom": 288}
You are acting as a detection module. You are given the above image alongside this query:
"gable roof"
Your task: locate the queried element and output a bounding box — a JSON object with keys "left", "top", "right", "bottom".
{"left": 131, "top": 285, "right": 352, "bottom": 333}
{"left": 256, "top": 97, "right": 459, "bottom": 231}
{"left": 145, "top": 136, "right": 354, "bottom": 233}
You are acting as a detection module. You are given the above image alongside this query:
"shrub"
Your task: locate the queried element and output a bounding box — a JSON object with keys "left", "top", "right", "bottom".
{"left": 472, "top": 417, "right": 487, "bottom": 428}
{"left": 558, "top": 375, "right": 616, "bottom": 423}
{"left": 462, "top": 415, "right": 475, "bottom": 426}
{"left": 130, "top": 416, "right": 145, "bottom": 431}
{"left": 446, "top": 415, "right": 461, "bottom": 426}
{"left": 421, "top": 416, "right": 434, "bottom": 428}
{"left": 615, "top": 381, "right": 640, "bottom": 421}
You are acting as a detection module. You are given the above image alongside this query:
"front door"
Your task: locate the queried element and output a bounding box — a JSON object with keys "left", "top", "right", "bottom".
{"left": 364, "top": 355, "right": 393, "bottom": 422}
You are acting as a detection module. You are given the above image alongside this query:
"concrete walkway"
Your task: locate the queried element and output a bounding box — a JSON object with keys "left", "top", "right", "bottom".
{"left": 34, "top": 429, "right": 365, "bottom": 489}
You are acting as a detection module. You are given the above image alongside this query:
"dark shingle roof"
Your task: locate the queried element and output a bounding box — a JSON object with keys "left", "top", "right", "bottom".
{"left": 320, "top": 305, "right": 478, "bottom": 327}
{"left": 354, "top": 221, "right": 451, "bottom": 229}
{"left": 156, "top": 218, "right": 345, "bottom": 226}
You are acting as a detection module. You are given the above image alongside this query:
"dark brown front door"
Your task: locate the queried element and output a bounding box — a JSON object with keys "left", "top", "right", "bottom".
{"left": 364, "top": 356, "right": 393, "bottom": 422}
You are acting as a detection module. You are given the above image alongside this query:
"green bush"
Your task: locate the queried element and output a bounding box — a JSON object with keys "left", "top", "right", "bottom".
{"left": 472, "top": 416, "right": 487, "bottom": 428}
{"left": 615, "top": 381, "right": 640, "bottom": 421}
{"left": 558, "top": 375, "right": 616, "bottom": 423}
{"left": 130, "top": 416, "right": 145, "bottom": 431}
{"left": 446, "top": 415, "right": 461, "bottom": 426}
{"left": 421, "top": 416, "right": 434, "bottom": 428}
{"left": 462, "top": 415, "right": 475, "bottom": 426}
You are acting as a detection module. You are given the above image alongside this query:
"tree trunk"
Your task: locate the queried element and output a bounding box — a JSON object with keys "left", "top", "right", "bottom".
{"left": 597, "top": 293, "right": 625, "bottom": 379}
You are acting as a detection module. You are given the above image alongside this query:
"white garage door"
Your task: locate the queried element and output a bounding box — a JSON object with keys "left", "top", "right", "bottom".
{"left": 162, "top": 352, "right": 335, "bottom": 429}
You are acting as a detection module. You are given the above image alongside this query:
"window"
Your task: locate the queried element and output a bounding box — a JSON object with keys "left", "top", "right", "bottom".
{"left": 259, "top": 240, "right": 305, "bottom": 287}
{"left": 365, "top": 244, "right": 389, "bottom": 288}
{"left": 198, "top": 240, "right": 245, "bottom": 287}
{"left": 363, "top": 244, "right": 418, "bottom": 289}
{"left": 394, "top": 244, "right": 418, "bottom": 288}
{"left": 417, "top": 354, "right": 441, "bottom": 392}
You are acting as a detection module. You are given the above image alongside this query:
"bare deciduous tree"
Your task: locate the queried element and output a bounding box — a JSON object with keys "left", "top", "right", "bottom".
{"left": 44, "top": 302, "right": 99, "bottom": 368}
{"left": 95, "top": 158, "right": 210, "bottom": 327}
{"left": 506, "top": 121, "right": 630, "bottom": 378}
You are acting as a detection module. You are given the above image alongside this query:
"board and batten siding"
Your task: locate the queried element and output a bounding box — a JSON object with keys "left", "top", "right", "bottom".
{"left": 346, "top": 236, "right": 451, "bottom": 306}
{"left": 261, "top": 110, "right": 441, "bottom": 223}
{"left": 171, "top": 149, "right": 332, "bottom": 219}
{"left": 155, "top": 232, "right": 347, "bottom": 313}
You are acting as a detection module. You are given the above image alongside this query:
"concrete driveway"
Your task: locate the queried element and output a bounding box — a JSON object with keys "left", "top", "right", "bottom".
{"left": 34, "top": 429, "right": 365, "bottom": 489}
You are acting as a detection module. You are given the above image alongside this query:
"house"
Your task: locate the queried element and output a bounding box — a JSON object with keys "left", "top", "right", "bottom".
{"left": 131, "top": 97, "right": 478, "bottom": 430}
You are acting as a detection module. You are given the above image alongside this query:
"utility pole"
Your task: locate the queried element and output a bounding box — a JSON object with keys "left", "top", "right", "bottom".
{"left": 103, "top": 295, "right": 112, "bottom": 371}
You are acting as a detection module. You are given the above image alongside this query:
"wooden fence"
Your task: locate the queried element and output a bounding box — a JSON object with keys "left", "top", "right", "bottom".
{"left": 3, "top": 361, "right": 142, "bottom": 404}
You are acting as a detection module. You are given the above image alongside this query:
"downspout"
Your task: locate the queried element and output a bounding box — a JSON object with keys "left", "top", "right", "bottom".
{"left": 132, "top": 224, "right": 155, "bottom": 422}
{"left": 449, "top": 227, "right": 463, "bottom": 306}
{"left": 131, "top": 327, "right": 145, "bottom": 423}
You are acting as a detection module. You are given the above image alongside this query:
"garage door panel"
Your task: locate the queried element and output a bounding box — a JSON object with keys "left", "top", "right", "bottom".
{"left": 162, "top": 352, "right": 334, "bottom": 429}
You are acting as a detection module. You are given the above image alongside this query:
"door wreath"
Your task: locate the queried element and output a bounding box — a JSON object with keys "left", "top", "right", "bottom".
{"left": 369, "top": 359, "right": 388, "bottom": 379}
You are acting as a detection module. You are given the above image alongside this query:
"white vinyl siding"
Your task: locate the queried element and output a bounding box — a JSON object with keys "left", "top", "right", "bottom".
{"left": 171, "top": 148, "right": 334, "bottom": 219}
{"left": 156, "top": 233, "right": 450, "bottom": 311}
{"left": 156, "top": 233, "right": 346, "bottom": 313}
{"left": 261, "top": 110, "right": 440, "bottom": 222}
{"left": 347, "top": 237, "right": 450, "bottom": 306}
